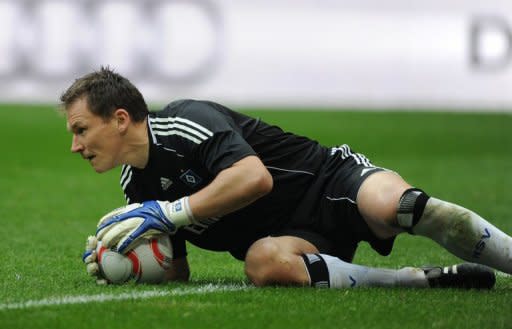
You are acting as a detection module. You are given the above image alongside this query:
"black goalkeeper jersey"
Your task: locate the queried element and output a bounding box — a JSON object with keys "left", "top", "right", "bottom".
{"left": 121, "top": 99, "right": 330, "bottom": 260}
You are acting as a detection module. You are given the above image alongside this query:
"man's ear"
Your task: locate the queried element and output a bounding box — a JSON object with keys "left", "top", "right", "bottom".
{"left": 113, "top": 108, "right": 130, "bottom": 133}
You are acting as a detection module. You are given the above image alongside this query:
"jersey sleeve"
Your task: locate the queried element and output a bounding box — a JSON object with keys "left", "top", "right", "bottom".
{"left": 178, "top": 101, "right": 257, "bottom": 175}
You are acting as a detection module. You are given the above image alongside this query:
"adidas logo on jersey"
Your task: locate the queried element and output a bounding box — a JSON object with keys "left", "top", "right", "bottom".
{"left": 160, "top": 177, "right": 173, "bottom": 191}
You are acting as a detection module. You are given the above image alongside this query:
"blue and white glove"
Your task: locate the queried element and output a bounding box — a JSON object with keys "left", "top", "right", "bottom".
{"left": 96, "top": 198, "right": 194, "bottom": 254}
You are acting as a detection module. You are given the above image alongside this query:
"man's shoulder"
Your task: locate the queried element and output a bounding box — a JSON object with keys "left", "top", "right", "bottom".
{"left": 148, "top": 100, "right": 218, "bottom": 146}
{"left": 152, "top": 99, "right": 224, "bottom": 118}
{"left": 150, "top": 99, "right": 241, "bottom": 138}
{"left": 151, "top": 99, "right": 192, "bottom": 118}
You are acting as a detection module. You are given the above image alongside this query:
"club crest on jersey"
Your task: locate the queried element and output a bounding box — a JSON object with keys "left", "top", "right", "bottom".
{"left": 180, "top": 169, "right": 202, "bottom": 188}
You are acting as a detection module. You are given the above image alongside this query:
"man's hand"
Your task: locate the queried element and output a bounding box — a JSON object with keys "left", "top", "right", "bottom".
{"left": 82, "top": 235, "right": 108, "bottom": 285}
{"left": 96, "top": 199, "right": 194, "bottom": 253}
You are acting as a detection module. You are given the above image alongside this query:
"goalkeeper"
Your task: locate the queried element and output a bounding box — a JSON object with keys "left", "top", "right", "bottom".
{"left": 64, "top": 67, "right": 510, "bottom": 289}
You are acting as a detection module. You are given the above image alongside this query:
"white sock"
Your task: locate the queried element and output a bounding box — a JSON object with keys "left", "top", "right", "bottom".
{"left": 413, "top": 197, "right": 512, "bottom": 274}
{"left": 302, "top": 254, "right": 428, "bottom": 288}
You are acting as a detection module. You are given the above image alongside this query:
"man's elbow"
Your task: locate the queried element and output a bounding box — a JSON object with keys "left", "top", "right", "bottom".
{"left": 254, "top": 168, "right": 273, "bottom": 197}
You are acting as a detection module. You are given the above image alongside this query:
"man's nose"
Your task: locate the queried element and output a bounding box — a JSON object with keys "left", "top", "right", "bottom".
{"left": 71, "top": 135, "right": 84, "bottom": 153}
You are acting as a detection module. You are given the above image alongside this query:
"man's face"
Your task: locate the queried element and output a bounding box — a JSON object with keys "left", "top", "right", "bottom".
{"left": 66, "top": 98, "right": 123, "bottom": 173}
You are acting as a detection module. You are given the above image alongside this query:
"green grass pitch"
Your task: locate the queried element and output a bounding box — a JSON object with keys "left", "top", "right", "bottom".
{"left": 0, "top": 105, "right": 511, "bottom": 329}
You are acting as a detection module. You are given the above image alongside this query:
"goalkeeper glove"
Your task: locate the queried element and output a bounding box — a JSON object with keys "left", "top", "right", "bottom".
{"left": 96, "top": 198, "right": 194, "bottom": 253}
{"left": 82, "top": 235, "right": 108, "bottom": 285}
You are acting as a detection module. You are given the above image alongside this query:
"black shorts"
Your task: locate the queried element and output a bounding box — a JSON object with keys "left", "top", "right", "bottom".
{"left": 274, "top": 144, "right": 396, "bottom": 262}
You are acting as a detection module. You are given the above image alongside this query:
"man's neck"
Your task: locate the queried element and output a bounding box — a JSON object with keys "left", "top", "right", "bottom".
{"left": 123, "top": 118, "right": 150, "bottom": 169}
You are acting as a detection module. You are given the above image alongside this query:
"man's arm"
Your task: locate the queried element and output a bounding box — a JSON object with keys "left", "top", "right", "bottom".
{"left": 188, "top": 155, "right": 273, "bottom": 220}
{"left": 96, "top": 155, "right": 273, "bottom": 253}
{"left": 165, "top": 257, "right": 190, "bottom": 282}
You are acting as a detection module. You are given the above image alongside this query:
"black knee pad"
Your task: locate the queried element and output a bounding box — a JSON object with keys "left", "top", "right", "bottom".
{"left": 397, "top": 188, "right": 430, "bottom": 233}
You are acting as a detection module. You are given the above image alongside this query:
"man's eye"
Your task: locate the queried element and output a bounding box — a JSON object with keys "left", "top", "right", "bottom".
{"left": 76, "top": 127, "right": 86, "bottom": 135}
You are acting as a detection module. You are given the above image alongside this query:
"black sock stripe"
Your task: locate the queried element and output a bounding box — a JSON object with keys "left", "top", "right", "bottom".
{"left": 412, "top": 189, "right": 430, "bottom": 226}
{"left": 301, "top": 254, "right": 330, "bottom": 288}
{"left": 398, "top": 188, "right": 430, "bottom": 234}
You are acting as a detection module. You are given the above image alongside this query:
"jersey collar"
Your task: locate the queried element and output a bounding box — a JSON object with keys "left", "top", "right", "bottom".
{"left": 147, "top": 114, "right": 158, "bottom": 145}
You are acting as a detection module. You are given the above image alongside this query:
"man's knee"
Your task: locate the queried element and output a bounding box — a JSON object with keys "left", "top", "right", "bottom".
{"left": 244, "top": 237, "right": 282, "bottom": 286}
{"left": 357, "top": 171, "right": 413, "bottom": 238}
{"left": 244, "top": 237, "right": 311, "bottom": 286}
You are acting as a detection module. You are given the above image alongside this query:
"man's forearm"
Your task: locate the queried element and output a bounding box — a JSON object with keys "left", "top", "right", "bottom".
{"left": 188, "top": 156, "right": 273, "bottom": 220}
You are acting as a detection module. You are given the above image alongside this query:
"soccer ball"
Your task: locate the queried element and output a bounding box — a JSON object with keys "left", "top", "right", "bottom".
{"left": 96, "top": 235, "right": 173, "bottom": 284}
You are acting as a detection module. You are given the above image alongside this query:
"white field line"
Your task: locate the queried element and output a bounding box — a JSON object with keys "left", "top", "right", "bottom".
{"left": 0, "top": 284, "right": 249, "bottom": 311}
{"left": 2, "top": 272, "right": 509, "bottom": 311}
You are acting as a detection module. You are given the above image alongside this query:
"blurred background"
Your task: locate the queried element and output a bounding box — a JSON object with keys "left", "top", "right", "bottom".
{"left": 0, "top": 0, "right": 511, "bottom": 110}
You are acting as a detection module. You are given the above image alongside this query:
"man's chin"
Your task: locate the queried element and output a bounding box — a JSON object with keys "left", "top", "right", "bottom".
{"left": 89, "top": 158, "right": 116, "bottom": 173}
{"left": 92, "top": 164, "right": 109, "bottom": 173}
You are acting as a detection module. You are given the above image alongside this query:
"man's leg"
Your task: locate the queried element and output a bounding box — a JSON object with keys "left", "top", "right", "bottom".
{"left": 244, "top": 236, "right": 494, "bottom": 288}
{"left": 357, "top": 171, "right": 512, "bottom": 274}
{"left": 244, "top": 236, "right": 316, "bottom": 286}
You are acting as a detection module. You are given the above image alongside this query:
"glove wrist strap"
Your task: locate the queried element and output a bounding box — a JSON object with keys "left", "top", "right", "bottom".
{"left": 158, "top": 197, "right": 195, "bottom": 228}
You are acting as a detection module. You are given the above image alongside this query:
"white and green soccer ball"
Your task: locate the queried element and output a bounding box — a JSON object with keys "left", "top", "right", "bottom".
{"left": 96, "top": 235, "right": 173, "bottom": 284}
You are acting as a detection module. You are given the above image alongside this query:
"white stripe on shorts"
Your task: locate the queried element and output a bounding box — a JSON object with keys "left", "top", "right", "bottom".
{"left": 331, "top": 144, "right": 372, "bottom": 167}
